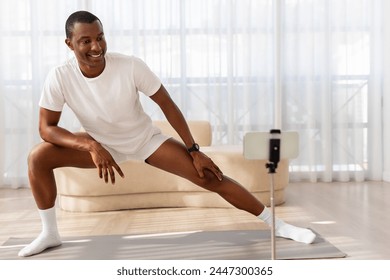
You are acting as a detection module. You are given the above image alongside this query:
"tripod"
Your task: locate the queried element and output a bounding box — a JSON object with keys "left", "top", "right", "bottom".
{"left": 265, "top": 129, "right": 281, "bottom": 260}
{"left": 244, "top": 129, "right": 298, "bottom": 260}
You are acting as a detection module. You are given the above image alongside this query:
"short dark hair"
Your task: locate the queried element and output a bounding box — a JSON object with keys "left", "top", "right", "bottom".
{"left": 65, "top": 11, "right": 102, "bottom": 38}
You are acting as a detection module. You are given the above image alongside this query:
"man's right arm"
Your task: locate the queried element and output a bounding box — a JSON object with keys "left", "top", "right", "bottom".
{"left": 39, "top": 107, "right": 97, "bottom": 152}
{"left": 38, "top": 107, "right": 124, "bottom": 183}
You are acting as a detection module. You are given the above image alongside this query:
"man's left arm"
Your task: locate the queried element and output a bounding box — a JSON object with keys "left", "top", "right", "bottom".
{"left": 149, "top": 85, "right": 223, "bottom": 181}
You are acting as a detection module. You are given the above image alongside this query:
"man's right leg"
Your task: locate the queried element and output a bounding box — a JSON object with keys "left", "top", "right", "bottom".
{"left": 19, "top": 137, "right": 96, "bottom": 257}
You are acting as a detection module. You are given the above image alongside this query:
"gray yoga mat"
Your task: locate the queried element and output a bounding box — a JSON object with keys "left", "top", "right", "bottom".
{"left": 0, "top": 229, "right": 346, "bottom": 260}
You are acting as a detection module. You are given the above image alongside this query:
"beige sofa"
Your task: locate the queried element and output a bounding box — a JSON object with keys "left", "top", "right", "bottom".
{"left": 54, "top": 121, "right": 289, "bottom": 212}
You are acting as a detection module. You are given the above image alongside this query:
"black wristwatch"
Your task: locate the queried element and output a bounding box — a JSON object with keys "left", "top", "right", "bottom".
{"left": 187, "top": 143, "right": 200, "bottom": 153}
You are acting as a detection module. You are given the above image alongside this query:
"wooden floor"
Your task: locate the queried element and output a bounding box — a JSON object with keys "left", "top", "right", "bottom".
{"left": 1, "top": 181, "right": 390, "bottom": 260}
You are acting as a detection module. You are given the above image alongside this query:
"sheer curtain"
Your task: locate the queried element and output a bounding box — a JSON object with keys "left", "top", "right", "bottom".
{"left": 282, "top": 0, "right": 383, "bottom": 182}
{"left": 0, "top": 0, "right": 384, "bottom": 188}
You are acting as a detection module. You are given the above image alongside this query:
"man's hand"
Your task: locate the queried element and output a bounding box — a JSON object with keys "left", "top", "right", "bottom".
{"left": 89, "top": 142, "right": 125, "bottom": 184}
{"left": 190, "top": 151, "right": 223, "bottom": 181}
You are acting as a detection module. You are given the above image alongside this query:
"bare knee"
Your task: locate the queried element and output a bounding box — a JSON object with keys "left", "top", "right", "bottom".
{"left": 28, "top": 142, "right": 56, "bottom": 171}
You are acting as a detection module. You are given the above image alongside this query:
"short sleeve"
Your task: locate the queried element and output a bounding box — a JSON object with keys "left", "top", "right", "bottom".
{"left": 132, "top": 57, "right": 162, "bottom": 97}
{"left": 39, "top": 68, "right": 65, "bottom": 112}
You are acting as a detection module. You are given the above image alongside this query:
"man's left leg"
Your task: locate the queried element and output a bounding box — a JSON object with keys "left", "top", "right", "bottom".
{"left": 146, "top": 138, "right": 316, "bottom": 244}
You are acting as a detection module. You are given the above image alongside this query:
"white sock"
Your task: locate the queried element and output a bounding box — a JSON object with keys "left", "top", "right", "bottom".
{"left": 258, "top": 207, "right": 316, "bottom": 244}
{"left": 18, "top": 207, "right": 62, "bottom": 257}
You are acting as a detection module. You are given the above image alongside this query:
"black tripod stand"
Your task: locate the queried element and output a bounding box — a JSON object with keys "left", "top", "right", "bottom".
{"left": 265, "top": 129, "right": 281, "bottom": 260}
{"left": 244, "top": 128, "right": 299, "bottom": 260}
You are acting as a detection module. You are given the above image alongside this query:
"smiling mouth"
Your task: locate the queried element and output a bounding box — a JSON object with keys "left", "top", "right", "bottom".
{"left": 88, "top": 52, "right": 103, "bottom": 58}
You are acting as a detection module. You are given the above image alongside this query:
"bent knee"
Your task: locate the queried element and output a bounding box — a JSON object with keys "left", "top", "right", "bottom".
{"left": 28, "top": 142, "right": 56, "bottom": 168}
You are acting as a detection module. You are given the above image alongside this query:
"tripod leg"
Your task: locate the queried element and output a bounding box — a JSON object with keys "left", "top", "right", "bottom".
{"left": 270, "top": 173, "right": 276, "bottom": 260}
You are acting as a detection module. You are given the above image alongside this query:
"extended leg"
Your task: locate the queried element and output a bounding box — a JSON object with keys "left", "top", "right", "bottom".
{"left": 146, "top": 138, "right": 264, "bottom": 215}
{"left": 146, "top": 138, "right": 315, "bottom": 244}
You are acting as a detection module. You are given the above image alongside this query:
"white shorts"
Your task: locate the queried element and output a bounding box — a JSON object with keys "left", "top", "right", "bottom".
{"left": 102, "top": 133, "right": 171, "bottom": 163}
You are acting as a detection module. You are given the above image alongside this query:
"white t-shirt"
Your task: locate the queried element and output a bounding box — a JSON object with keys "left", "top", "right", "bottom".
{"left": 39, "top": 53, "right": 162, "bottom": 155}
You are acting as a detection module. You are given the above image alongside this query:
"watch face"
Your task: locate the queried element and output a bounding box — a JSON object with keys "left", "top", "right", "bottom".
{"left": 188, "top": 143, "right": 200, "bottom": 152}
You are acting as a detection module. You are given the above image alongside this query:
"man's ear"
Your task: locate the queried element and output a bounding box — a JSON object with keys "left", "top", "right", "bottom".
{"left": 65, "top": 38, "right": 74, "bottom": 50}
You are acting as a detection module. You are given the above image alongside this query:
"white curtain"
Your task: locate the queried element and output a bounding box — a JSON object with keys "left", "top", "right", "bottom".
{"left": 282, "top": 0, "right": 383, "bottom": 182}
{"left": 0, "top": 0, "right": 384, "bottom": 188}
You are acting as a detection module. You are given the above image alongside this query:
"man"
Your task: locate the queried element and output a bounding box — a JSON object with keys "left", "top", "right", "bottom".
{"left": 19, "top": 11, "right": 315, "bottom": 257}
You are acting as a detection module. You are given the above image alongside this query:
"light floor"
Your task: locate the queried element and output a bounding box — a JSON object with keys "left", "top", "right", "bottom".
{"left": 1, "top": 181, "right": 389, "bottom": 260}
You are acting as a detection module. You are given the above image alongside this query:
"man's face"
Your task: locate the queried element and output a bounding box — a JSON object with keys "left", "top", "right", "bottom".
{"left": 65, "top": 20, "right": 107, "bottom": 78}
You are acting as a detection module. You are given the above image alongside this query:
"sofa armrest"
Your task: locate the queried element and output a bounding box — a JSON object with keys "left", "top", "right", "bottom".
{"left": 153, "top": 120, "right": 212, "bottom": 146}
